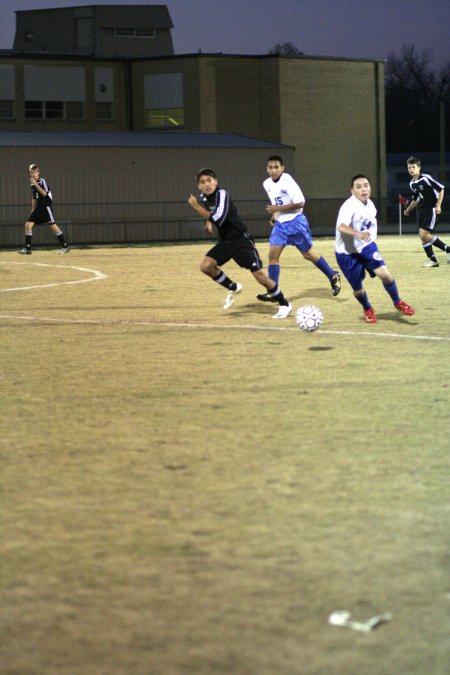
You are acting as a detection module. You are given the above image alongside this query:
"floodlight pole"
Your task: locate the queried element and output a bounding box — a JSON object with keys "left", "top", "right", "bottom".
{"left": 439, "top": 100, "right": 445, "bottom": 184}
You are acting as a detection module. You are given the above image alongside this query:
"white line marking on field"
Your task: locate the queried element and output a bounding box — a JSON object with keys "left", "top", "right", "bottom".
{"left": 0, "top": 262, "right": 107, "bottom": 292}
{"left": 0, "top": 314, "right": 448, "bottom": 341}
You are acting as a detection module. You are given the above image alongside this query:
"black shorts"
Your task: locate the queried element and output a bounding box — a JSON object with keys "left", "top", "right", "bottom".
{"left": 28, "top": 205, "right": 55, "bottom": 225}
{"left": 206, "top": 235, "right": 263, "bottom": 271}
{"left": 418, "top": 206, "right": 437, "bottom": 232}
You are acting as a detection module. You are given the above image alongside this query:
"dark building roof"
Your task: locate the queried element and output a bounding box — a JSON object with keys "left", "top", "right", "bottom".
{"left": 15, "top": 4, "right": 173, "bottom": 28}
{"left": 0, "top": 131, "right": 291, "bottom": 149}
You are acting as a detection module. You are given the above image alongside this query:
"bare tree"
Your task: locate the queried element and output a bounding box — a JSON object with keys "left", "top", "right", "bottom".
{"left": 385, "top": 45, "right": 450, "bottom": 152}
{"left": 269, "top": 42, "right": 304, "bottom": 56}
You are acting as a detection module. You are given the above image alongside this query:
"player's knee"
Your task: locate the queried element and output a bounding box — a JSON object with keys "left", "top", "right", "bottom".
{"left": 200, "top": 258, "right": 214, "bottom": 275}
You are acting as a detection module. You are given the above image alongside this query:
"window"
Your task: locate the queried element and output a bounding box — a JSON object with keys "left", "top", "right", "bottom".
{"left": 114, "top": 28, "right": 155, "bottom": 38}
{"left": 95, "top": 102, "right": 113, "bottom": 121}
{"left": 25, "top": 101, "right": 84, "bottom": 120}
{"left": 0, "top": 100, "right": 14, "bottom": 119}
{"left": 0, "top": 65, "right": 15, "bottom": 118}
{"left": 144, "top": 73, "right": 184, "bottom": 129}
{"left": 136, "top": 28, "right": 155, "bottom": 38}
{"left": 95, "top": 67, "right": 114, "bottom": 121}
{"left": 146, "top": 108, "right": 184, "bottom": 127}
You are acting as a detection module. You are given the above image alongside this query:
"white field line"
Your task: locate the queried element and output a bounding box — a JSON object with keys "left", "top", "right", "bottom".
{"left": 0, "top": 261, "right": 448, "bottom": 342}
{"left": 0, "top": 314, "right": 449, "bottom": 341}
{"left": 0, "top": 262, "right": 107, "bottom": 292}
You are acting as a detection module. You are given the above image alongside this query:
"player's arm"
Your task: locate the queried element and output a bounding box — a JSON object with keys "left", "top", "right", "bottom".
{"left": 188, "top": 194, "right": 210, "bottom": 219}
{"left": 435, "top": 188, "right": 444, "bottom": 215}
{"left": 266, "top": 201, "right": 304, "bottom": 215}
{"left": 403, "top": 197, "right": 418, "bottom": 215}
{"left": 338, "top": 222, "right": 371, "bottom": 242}
{"left": 30, "top": 178, "right": 48, "bottom": 198}
{"left": 188, "top": 195, "right": 214, "bottom": 232}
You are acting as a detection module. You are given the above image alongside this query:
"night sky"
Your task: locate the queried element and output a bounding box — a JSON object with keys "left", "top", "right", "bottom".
{"left": 1, "top": 0, "right": 449, "bottom": 66}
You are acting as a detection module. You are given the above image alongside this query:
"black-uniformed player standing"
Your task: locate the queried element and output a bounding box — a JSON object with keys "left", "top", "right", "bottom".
{"left": 187, "top": 168, "right": 292, "bottom": 318}
{"left": 18, "top": 164, "right": 70, "bottom": 255}
{"left": 404, "top": 156, "right": 449, "bottom": 267}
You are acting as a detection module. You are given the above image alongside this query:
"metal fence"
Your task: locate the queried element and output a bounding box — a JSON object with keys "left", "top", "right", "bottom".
{"left": 1, "top": 197, "right": 448, "bottom": 248}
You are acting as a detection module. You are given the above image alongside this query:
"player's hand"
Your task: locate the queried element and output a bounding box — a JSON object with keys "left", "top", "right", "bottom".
{"left": 204, "top": 220, "right": 213, "bottom": 233}
{"left": 266, "top": 205, "right": 278, "bottom": 214}
{"left": 436, "top": 206, "right": 441, "bottom": 215}
{"left": 187, "top": 194, "right": 198, "bottom": 207}
{"left": 403, "top": 208, "right": 410, "bottom": 216}
{"left": 358, "top": 231, "right": 371, "bottom": 242}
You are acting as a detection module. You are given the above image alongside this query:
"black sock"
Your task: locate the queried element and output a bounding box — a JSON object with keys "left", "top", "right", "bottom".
{"left": 423, "top": 242, "right": 437, "bottom": 261}
{"left": 268, "top": 283, "right": 289, "bottom": 306}
{"left": 25, "top": 234, "right": 32, "bottom": 250}
{"left": 57, "top": 233, "right": 67, "bottom": 247}
{"left": 431, "top": 237, "right": 449, "bottom": 253}
{"left": 213, "top": 271, "right": 236, "bottom": 290}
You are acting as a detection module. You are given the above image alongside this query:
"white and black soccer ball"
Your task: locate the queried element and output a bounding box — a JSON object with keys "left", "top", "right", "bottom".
{"left": 295, "top": 305, "right": 323, "bottom": 332}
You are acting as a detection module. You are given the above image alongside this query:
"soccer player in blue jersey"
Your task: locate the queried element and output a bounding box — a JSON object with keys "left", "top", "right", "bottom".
{"left": 18, "top": 164, "right": 69, "bottom": 255}
{"left": 257, "top": 155, "right": 341, "bottom": 302}
{"left": 188, "top": 168, "right": 292, "bottom": 318}
{"left": 335, "top": 174, "right": 415, "bottom": 323}
{"left": 404, "top": 156, "right": 449, "bottom": 267}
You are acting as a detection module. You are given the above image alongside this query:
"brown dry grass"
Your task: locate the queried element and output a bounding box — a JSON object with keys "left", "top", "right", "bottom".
{"left": 1, "top": 236, "right": 449, "bottom": 674}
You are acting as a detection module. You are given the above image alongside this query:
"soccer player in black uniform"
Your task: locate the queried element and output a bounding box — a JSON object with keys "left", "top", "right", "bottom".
{"left": 404, "top": 156, "right": 449, "bottom": 267}
{"left": 188, "top": 168, "right": 292, "bottom": 318}
{"left": 18, "top": 164, "right": 69, "bottom": 255}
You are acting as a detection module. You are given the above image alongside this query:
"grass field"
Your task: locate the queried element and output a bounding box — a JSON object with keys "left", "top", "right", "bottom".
{"left": 1, "top": 236, "right": 449, "bottom": 675}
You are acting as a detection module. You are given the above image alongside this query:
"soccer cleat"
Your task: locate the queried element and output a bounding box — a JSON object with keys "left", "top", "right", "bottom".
{"left": 18, "top": 248, "right": 31, "bottom": 255}
{"left": 223, "top": 282, "right": 243, "bottom": 309}
{"left": 256, "top": 292, "right": 277, "bottom": 303}
{"left": 272, "top": 303, "right": 292, "bottom": 319}
{"left": 421, "top": 259, "right": 439, "bottom": 267}
{"left": 395, "top": 300, "right": 415, "bottom": 316}
{"left": 330, "top": 272, "right": 341, "bottom": 296}
{"left": 58, "top": 247, "right": 70, "bottom": 254}
{"left": 364, "top": 307, "right": 378, "bottom": 323}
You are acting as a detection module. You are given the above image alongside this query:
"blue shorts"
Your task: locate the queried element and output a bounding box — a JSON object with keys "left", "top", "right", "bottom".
{"left": 270, "top": 213, "right": 312, "bottom": 252}
{"left": 336, "top": 242, "right": 385, "bottom": 291}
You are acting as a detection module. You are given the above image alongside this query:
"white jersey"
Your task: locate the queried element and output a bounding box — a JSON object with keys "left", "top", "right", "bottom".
{"left": 335, "top": 194, "right": 377, "bottom": 254}
{"left": 263, "top": 172, "right": 305, "bottom": 223}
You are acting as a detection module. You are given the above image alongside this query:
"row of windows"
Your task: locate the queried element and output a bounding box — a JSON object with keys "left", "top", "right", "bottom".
{"left": 0, "top": 100, "right": 184, "bottom": 127}
{"left": 113, "top": 28, "right": 156, "bottom": 38}
{"left": 0, "top": 100, "right": 112, "bottom": 121}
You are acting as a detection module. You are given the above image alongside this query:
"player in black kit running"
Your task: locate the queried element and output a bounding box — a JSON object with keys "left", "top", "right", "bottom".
{"left": 187, "top": 168, "right": 292, "bottom": 318}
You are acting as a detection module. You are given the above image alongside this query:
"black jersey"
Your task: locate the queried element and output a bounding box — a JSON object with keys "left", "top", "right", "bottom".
{"left": 200, "top": 187, "right": 248, "bottom": 240}
{"left": 409, "top": 173, "right": 444, "bottom": 209}
{"left": 31, "top": 177, "right": 53, "bottom": 207}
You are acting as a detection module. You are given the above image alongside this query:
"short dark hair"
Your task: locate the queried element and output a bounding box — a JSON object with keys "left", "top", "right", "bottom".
{"left": 407, "top": 156, "right": 421, "bottom": 166}
{"left": 267, "top": 155, "right": 284, "bottom": 165}
{"left": 196, "top": 167, "right": 216, "bottom": 182}
{"left": 351, "top": 174, "right": 370, "bottom": 187}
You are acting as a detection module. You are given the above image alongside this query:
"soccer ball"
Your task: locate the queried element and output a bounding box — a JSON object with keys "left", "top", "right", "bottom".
{"left": 295, "top": 305, "right": 323, "bottom": 332}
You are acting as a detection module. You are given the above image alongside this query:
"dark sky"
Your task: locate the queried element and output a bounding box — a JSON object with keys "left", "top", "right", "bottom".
{"left": 1, "top": 0, "right": 449, "bottom": 66}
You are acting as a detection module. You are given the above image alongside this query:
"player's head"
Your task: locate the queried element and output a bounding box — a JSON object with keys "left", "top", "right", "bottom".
{"left": 29, "top": 163, "right": 40, "bottom": 176}
{"left": 267, "top": 155, "right": 284, "bottom": 180}
{"left": 407, "top": 156, "right": 421, "bottom": 177}
{"left": 196, "top": 168, "right": 218, "bottom": 194}
{"left": 350, "top": 175, "right": 371, "bottom": 203}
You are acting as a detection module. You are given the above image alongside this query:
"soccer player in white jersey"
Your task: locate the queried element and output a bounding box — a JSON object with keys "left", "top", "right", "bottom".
{"left": 257, "top": 155, "right": 341, "bottom": 303}
{"left": 18, "top": 164, "right": 69, "bottom": 255}
{"left": 404, "top": 156, "right": 449, "bottom": 267}
{"left": 335, "top": 174, "right": 415, "bottom": 323}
